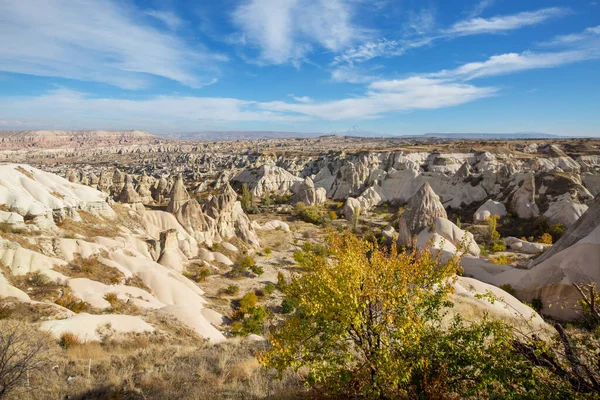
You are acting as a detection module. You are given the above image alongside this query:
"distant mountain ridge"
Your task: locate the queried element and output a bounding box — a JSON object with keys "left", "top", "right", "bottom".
{"left": 0, "top": 129, "right": 160, "bottom": 149}
{"left": 421, "top": 132, "right": 566, "bottom": 139}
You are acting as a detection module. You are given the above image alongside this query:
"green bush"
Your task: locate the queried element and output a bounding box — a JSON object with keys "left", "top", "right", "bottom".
{"left": 224, "top": 284, "right": 240, "bottom": 296}
{"left": 239, "top": 292, "right": 258, "bottom": 314}
{"left": 263, "top": 283, "right": 276, "bottom": 296}
{"left": 280, "top": 298, "right": 295, "bottom": 314}
{"left": 251, "top": 264, "right": 264, "bottom": 276}
{"left": 490, "top": 241, "right": 507, "bottom": 253}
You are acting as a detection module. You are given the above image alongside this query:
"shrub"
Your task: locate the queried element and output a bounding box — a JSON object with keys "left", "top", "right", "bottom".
{"left": 277, "top": 271, "right": 287, "bottom": 289}
{"left": 500, "top": 284, "right": 516, "bottom": 296}
{"left": 224, "top": 284, "right": 240, "bottom": 296}
{"left": 263, "top": 283, "right": 276, "bottom": 296}
{"left": 230, "top": 256, "right": 256, "bottom": 278}
{"left": 59, "top": 331, "right": 82, "bottom": 349}
{"left": 263, "top": 247, "right": 272, "bottom": 256}
{"left": 250, "top": 265, "right": 264, "bottom": 276}
{"left": 0, "top": 320, "right": 51, "bottom": 398}
{"left": 280, "top": 298, "right": 295, "bottom": 314}
{"left": 328, "top": 211, "right": 338, "bottom": 221}
{"left": 103, "top": 292, "right": 118, "bottom": 304}
{"left": 490, "top": 241, "right": 507, "bottom": 253}
{"left": 260, "top": 233, "right": 563, "bottom": 398}
{"left": 238, "top": 255, "right": 255, "bottom": 270}
{"left": 239, "top": 292, "right": 258, "bottom": 314}
{"left": 540, "top": 233, "right": 553, "bottom": 245}
{"left": 241, "top": 184, "right": 254, "bottom": 213}
{"left": 55, "top": 293, "right": 90, "bottom": 313}
{"left": 530, "top": 297, "right": 543, "bottom": 312}
{"left": 491, "top": 255, "right": 516, "bottom": 265}
{"left": 183, "top": 265, "right": 211, "bottom": 282}
{"left": 487, "top": 214, "right": 501, "bottom": 243}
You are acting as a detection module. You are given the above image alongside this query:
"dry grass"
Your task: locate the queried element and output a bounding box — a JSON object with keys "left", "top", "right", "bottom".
{"left": 50, "top": 191, "right": 65, "bottom": 199}
{"left": 57, "top": 210, "right": 121, "bottom": 238}
{"left": 0, "top": 231, "right": 40, "bottom": 251}
{"left": 1, "top": 316, "right": 308, "bottom": 400}
{"left": 15, "top": 165, "right": 35, "bottom": 180}
{"left": 54, "top": 255, "right": 124, "bottom": 285}
{"left": 103, "top": 292, "right": 142, "bottom": 315}
{"left": 124, "top": 275, "right": 153, "bottom": 294}
{"left": 2, "top": 269, "right": 64, "bottom": 302}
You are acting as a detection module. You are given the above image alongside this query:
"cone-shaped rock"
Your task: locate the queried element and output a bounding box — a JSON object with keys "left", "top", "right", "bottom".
{"left": 167, "top": 175, "right": 190, "bottom": 213}
{"left": 66, "top": 169, "right": 79, "bottom": 183}
{"left": 453, "top": 162, "right": 471, "bottom": 179}
{"left": 110, "top": 168, "right": 126, "bottom": 197}
{"left": 511, "top": 174, "right": 539, "bottom": 219}
{"left": 97, "top": 169, "right": 111, "bottom": 193}
{"left": 118, "top": 174, "right": 141, "bottom": 204}
{"left": 136, "top": 172, "right": 153, "bottom": 204}
{"left": 403, "top": 182, "right": 447, "bottom": 235}
{"left": 175, "top": 198, "right": 209, "bottom": 234}
{"left": 152, "top": 177, "right": 169, "bottom": 203}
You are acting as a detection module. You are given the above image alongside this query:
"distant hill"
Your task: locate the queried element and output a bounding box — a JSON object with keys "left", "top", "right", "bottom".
{"left": 0, "top": 130, "right": 159, "bottom": 149}
{"left": 421, "top": 132, "right": 565, "bottom": 139}
{"left": 160, "top": 131, "right": 324, "bottom": 141}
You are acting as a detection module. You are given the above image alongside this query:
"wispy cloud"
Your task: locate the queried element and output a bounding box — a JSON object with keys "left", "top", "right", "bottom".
{"left": 0, "top": 0, "right": 224, "bottom": 89}
{"left": 289, "top": 95, "right": 314, "bottom": 103}
{"left": 428, "top": 50, "right": 596, "bottom": 80}
{"left": 333, "top": 7, "right": 568, "bottom": 69}
{"left": 466, "top": 0, "right": 495, "bottom": 18}
{"left": 407, "top": 8, "right": 436, "bottom": 35}
{"left": 446, "top": 7, "right": 567, "bottom": 36}
{"left": 232, "top": 0, "right": 366, "bottom": 65}
{"left": 330, "top": 65, "right": 381, "bottom": 84}
{"left": 144, "top": 10, "right": 183, "bottom": 30}
{"left": 542, "top": 25, "right": 600, "bottom": 46}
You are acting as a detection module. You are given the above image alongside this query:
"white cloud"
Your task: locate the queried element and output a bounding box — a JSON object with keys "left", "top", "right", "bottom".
{"left": 0, "top": 0, "right": 224, "bottom": 89}
{"left": 429, "top": 50, "right": 598, "bottom": 80}
{"left": 408, "top": 8, "right": 436, "bottom": 35}
{"left": 543, "top": 25, "right": 600, "bottom": 46}
{"left": 259, "top": 78, "right": 495, "bottom": 120}
{"left": 144, "top": 10, "right": 183, "bottom": 30}
{"left": 467, "top": 0, "right": 495, "bottom": 18}
{"left": 333, "top": 7, "right": 565, "bottom": 68}
{"left": 447, "top": 7, "right": 567, "bottom": 36}
{"left": 289, "top": 95, "right": 314, "bottom": 103}
{"left": 232, "top": 0, "right": 365, "bottom": 65}
{"left": 332, "top": 36, "right": 435, "bottom": 67}
{"left": 330, "top": 66, "right": 379, "bottom": 83}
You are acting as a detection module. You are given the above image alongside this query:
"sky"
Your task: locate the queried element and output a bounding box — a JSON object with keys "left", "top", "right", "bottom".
{"left": 0, "top": 0, "right": 599, "bottom": 136}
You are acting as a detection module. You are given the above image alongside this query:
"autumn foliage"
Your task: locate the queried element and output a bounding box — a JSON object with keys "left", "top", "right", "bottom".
{"left": 260, "top": 232, "right": 572, "bottom": 399}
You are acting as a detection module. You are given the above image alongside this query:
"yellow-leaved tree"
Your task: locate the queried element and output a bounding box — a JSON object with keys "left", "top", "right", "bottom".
{"left": 260, "top": 232, "right": 570, "bottom": 399}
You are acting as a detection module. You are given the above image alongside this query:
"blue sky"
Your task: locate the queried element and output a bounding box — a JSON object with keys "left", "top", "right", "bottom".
{"left": 0, "top": 0, "right": 599, "bottom": 136}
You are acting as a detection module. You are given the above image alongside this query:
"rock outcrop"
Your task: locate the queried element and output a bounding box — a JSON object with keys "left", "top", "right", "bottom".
{"left": 166, "top": 175, "right": 190, "bottom": 214}
{"left": 293, "top": 177, "right": 326, "bottom": 206}
{"left": 232, "top": 165, "right": 303, "bottom": 197}
{"left": 402, "top": 182, "right": 448, "bottom": 235}
{"left": 474, "top": 199, "right": 507, "bottom": 222}
{"left": 511, "top": 175, "right": 539, "bottom": 219}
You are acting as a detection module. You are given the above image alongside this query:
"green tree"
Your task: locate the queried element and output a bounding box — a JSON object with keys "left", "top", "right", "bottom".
{"left": 261, "top": 233, "right": 565, "bottom": 399}
{"left": 241, "top": 184, "right": 253, "bottom": 213}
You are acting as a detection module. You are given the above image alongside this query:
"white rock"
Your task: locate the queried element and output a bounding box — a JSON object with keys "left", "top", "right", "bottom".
{"left": 474, "top": 199, "right": 507, "bottom": 223}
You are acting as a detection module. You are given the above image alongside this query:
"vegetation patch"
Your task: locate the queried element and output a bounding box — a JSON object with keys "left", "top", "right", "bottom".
{"left": 54, "top": 255, "right": 124, "bottom": 285}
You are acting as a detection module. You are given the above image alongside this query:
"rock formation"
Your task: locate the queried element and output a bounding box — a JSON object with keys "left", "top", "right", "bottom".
{"left": 118, "top": 174, "right": 141, "bottom": 204}
{"left": 511, "top": 175, "right": 539, "bottom": 219}
{"left": 402, "top": 182, "right": 448, "bottom": 235}
{"left": 293, "top": 176, "right": 326, "bottom": 206}
{"left": 166, "top": 175, "right": 189, "bottom": 214}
